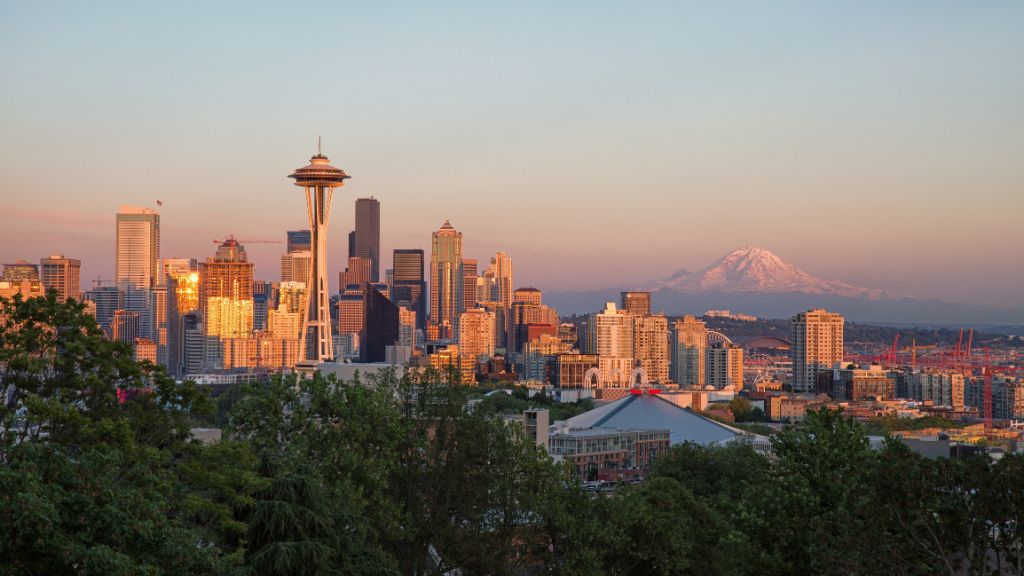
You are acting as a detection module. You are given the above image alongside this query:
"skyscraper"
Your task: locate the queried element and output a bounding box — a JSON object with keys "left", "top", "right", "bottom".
{"left": 393, "top": 249, "right": 426, "bottom": 331}
{"left": 462, "top": 259, "right": 478, "bottom": 312}
{"left": 115, "top": 206, "right": 160, "bottom": 340}
{"left": 165, "top": 259, "right": 199, "bottom": 377}
{"left": 354, "top": 197, "right": 381, "bottom": 282}
{"left": 429, "top": 220, "right": 463, "bottom": 340}
{"left": 339, "top": 256, "right": 371, "bottom": 290}
{"left": 791, "top": 308, "right": 845, "bottom": 393}
{"left": 286, "top": 229, "right": 311, "bottom": 254}
{"left": 280, "top": 250, "right": 312, "bottom": 284}
{"left": 199, "top": 238, "right": 254, "bottom": 369}
{"left": 115, "top": 206, "right": 160, "bottom": 288}
{"left": 487, "top": 252, "right": 513, "bottom": 309}
{"left": 40, "top": 255, "right": 81, "bottom": 302}
{"left": 393, "top": 249, "right": 424, "bottom": 283}
{"left": 289, "top": 149, "right": 349, "bottom": 364}
{"left": 361, "top": 283, "right": 399, "bottom": 363}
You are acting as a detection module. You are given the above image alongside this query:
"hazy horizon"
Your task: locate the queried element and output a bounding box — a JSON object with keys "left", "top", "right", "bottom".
{"left": 2, "top": 2, "right": 1022, "bottom": 307}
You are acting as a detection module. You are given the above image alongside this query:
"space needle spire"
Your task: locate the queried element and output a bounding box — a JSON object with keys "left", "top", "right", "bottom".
{"left": 288, "top": 145, "right": 350, "bottom": 365}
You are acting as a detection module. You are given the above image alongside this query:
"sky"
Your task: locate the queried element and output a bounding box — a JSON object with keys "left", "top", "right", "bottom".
{"left": 1, "top": 1, "right": 1022, "bottom": 307}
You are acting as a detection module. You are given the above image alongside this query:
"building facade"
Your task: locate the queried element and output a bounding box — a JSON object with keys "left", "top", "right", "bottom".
{"left": 791, "top": 308, "right": 845, "bottom": 393}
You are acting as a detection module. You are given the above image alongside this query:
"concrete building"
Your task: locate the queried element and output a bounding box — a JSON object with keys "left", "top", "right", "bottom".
{"left": 831, "top": 363, "right": 895, "bottom": 401}
{"left": 906, "top": 370, "right": 965, "bottom": 409}
{"left": 706, "top": 343, "right": 744, "bottom": 390}
{"left": 2, "top": 261, "right": 39, "bottom": 282}
{"left": 620, "top": 291, "right": 652, "bottom": 316}
{"left": 631, "top": 314, "right": 669, "bottom": 384}
{"left": 791, "top": 308, "right": 844, "bottom": 393}
{"left": 671, "top": 315, "right": 708, "bottom": 387}
{"left": 458, "top": 308, "right": 496, "bottom": 383}
{"left": 339, "top": 256, "right": 371, "bottom": 290}
{"left": 966, "top": 375, "right": 1024, "bottom": 420}
{"left": 280, "top": 250, "right": 311, "bottom": 284}
{"left": 39, "top": 255, "right": 81, "bottom": 302}
{"left": 0, "top": 280, "right": 46, "bottom": 301}
{"left": 429, "top": 221, "right": 463, "bottom": 340}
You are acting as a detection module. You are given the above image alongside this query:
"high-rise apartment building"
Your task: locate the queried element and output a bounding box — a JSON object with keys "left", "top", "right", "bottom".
{"left": 631, "top": 314, "right": 669, "bottom": 384}
{"left": 791, "top": 308, "right": 845, "bottom": 393}
{"left": 3, "top": 260, "right": 40, "bottom": 282}
{"left": 40, "top": 255, "right": 81, "bottom": 302}
{"left": 354, "top": 197, "right": 381, "bottom": 282}
{"left": 671, "top": 316, "right": 708, "bottom": 386}
{"left": 429, "top": 220, "right": 463, "bottom": 340}
{"left": 621, "top": 291, "right": 652, "bottom": 316}
{"left": 507, "top": 288, "right": 559, "bottom": 354}
{"left": 458, "top": 308, "right": 496, "bottom": 384}
{"left": 705, "top": 343, "right": 743, "bottom": 390}
{"left": 588, "top": 302, "right": 633, "bottom": 386}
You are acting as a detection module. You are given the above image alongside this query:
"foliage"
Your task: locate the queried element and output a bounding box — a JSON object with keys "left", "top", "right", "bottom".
{"left": 2, "top": 294, "right": 1024, "bottom": 575}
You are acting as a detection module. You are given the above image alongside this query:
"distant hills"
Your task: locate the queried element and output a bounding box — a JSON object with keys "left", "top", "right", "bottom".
{"left": 545, "top": 247, "right": 1024, "bottom": 327}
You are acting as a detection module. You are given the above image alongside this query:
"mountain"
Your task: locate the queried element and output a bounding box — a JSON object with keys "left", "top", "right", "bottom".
{"left": 544, "top": 247, "right": 1024, "bottom": 325}
{"left": 645, "top": 247, "right": 889, "bottom": 299}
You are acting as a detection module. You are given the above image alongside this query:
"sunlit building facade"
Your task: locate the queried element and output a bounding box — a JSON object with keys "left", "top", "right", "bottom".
{"left": 429, "top": 220, "right": 463, "bottom": 339}
{"left": 40, "top": 255, "right": 81, "bottom": 302}
{"left": 791, "top": 308, "right": 845, "bottom": 394}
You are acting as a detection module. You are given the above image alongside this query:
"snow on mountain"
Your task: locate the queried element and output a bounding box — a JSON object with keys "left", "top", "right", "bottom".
{"left": 647, "top": 247, "right": 889, "bottom": 300}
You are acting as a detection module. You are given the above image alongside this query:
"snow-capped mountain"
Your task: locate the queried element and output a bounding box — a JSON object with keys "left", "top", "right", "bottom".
{"left": 647, "top": 247, "right": 889, "bottom": 299}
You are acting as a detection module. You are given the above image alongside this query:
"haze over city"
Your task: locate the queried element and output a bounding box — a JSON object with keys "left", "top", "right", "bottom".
{"left": 2, "top": 2, "right": 1022, "bottom": 307}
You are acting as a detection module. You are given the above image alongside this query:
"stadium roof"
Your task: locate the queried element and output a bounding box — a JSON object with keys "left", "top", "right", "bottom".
{"left": 564, "top": 391, "right": 747, "bottom": 447}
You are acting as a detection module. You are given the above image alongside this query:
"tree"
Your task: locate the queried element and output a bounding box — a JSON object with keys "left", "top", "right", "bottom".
{"left": 729, "top": 397, "right": 754, "bottom": 422}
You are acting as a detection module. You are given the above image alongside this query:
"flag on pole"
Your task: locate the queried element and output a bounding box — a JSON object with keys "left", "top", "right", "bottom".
{"left": 156, "top": 200, "right": 163, "bottom": 206}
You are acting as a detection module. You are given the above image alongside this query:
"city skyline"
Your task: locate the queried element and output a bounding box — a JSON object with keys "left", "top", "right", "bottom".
{"left": 2, "top": 2, "right": 1023, "bottom": 307}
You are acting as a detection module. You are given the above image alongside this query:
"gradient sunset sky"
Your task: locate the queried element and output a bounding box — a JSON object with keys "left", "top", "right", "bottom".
{"left": 1, "top": 2, "right": 1022, "bottom": 306}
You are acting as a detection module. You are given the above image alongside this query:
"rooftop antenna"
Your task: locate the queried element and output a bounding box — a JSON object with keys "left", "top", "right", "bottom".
{"left": 317, "top": 135, "right": 322, "bottom": 156}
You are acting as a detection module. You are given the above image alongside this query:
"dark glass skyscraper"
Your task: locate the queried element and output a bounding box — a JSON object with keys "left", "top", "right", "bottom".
{"left": 286, "top": 230, "right": 311, "bottom": 253}
{"left": 361, "top": 283, "right": 399, "bottom": 362}
{"left": 392, "top": 249, "right": 426, "bottom": 330}
{"left": 354, "top": 197, "right": 380, "bottom": 282}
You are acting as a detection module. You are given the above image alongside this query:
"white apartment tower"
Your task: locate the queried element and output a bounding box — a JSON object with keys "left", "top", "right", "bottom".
{"left": 791, "top": 308, "right": 845, "bottom": 393}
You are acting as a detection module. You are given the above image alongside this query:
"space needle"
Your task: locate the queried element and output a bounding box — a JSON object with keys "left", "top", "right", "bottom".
{"left": 289, "top": 140, "right": 349, "bottom": 365}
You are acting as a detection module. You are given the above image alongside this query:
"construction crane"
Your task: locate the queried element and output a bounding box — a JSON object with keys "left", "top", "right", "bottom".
{"left": 983, "top": 348, "right": 993, "bottom": 430}
{"left": 887, "top": 334, "right": 900, "bottom": 369}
